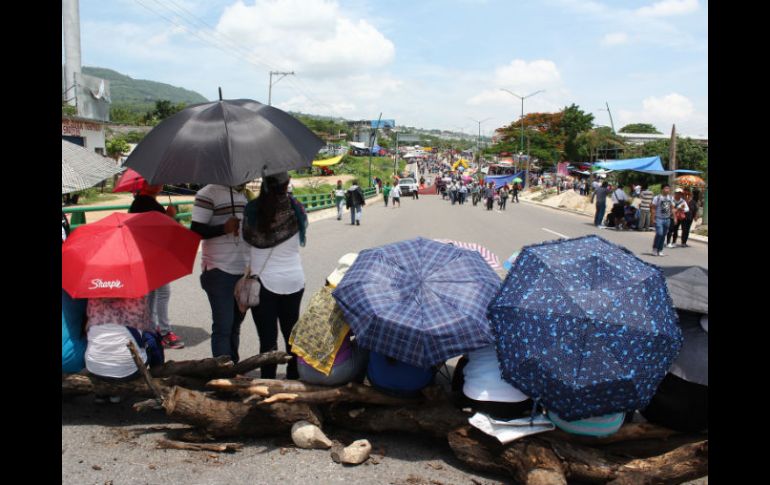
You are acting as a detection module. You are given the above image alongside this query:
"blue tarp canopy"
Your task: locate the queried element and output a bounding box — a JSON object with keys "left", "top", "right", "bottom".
{"left": 484, "top": 171, "right": 526, "bottom": 187}
{"left": 593, "top": 157, "right": 703, "bottom": 175}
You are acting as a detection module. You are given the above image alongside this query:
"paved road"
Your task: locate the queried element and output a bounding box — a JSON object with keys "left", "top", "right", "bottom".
{"left": 62, "top": 193, "right": 708, "bottom": 485}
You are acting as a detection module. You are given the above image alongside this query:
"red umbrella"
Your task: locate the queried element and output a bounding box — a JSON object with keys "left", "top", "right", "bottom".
{"left": 62, "top": 212, "right": 201, "bottom": 298}
{"left": 113, "top": 168, "right": 147, "bottom": 193}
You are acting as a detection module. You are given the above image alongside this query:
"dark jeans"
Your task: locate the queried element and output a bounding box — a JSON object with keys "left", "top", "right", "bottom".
{"left": 681, "top": 217, "right": 693, "bottom": 244}
{"left": 667, "top": 219, "right": 682, "bottom": 244}
{"left": 486, "top": 198, "right": 494, "bottom": 210}
{"left": 200, "top": 268, "right": 250, "bottom": 363}
{"left": 499, "top": 197, "right": 508, "bottom": 210}
{"left": 254, "top": 284, "right": 305, "bottom": 379}
{"left": 594, "top": 203, "right": 606, "bottom": 226}
{"left": 512, "top": 192, "right": 519, "bottom": 203}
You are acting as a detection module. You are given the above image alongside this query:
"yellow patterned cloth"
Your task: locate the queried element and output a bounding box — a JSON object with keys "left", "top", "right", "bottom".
{"left": 289, "top": 286, "right": 350, "bottom": 375}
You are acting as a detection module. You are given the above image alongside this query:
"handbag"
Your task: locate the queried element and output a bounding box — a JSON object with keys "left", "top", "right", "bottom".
{"left": 234, "top": 248, "right": 274, "bottom": 313}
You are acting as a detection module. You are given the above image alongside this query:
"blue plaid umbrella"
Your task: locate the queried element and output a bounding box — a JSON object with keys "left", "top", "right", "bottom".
{"left": 488, "top": 235, "right": 682, "bottom": 421}
{"left": 332, "top": 237, "right": 501, "bottom": 368}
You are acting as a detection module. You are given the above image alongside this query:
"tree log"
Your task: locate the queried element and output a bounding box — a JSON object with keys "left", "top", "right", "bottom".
{"left": 325, "top": 402, "right": 468, "bottom": 440}
{"left": 162, "top": 386, "right": 322, "bottom": 438}
{"left": 62, "top": 373, "right": 205, "bottom": 397}
{"left": 447, "top": 425, "right": 707, "bottom": 484}
{"left": 207, "top": 378, "right": 332, "bottom": 394}
{"left": 150, "top": 351, "right": 290, "bottom": 379}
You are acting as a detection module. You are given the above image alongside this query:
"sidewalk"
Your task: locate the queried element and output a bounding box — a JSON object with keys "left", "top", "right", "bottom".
{"left": 519, "top": 197, "right": 708, "bottom": 245}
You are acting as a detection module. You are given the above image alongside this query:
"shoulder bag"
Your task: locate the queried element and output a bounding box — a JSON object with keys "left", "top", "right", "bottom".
{"left": 234, "top": 248, "right": 274, "bottom": 313}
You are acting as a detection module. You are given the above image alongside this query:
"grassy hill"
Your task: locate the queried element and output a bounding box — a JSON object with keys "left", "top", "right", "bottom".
{"left": 81, "top": 66, "right": 208, "bottom": 106}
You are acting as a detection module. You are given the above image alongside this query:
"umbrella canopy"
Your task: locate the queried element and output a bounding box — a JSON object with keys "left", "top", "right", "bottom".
{"left": 675, "top": 175, "right": 706, "bottom": 188}
{"left": 62, "top": 140, "right": 122, "bottom": 194}
{"left": 125, "top": 99, "right": 324, "bottom": 185}
{"left": 332, "top": 237, "right": 501, "bottom": 368}
{"left": 513, "top": 177, "right": 523, "bottom": 184}
{"left": 433, "top": 239, "right": 502, "bottom": 271}
{"left": 488, "top": 235, "right": 682, "bottom": 421}
{"left": 62, "top": 212, "right": 201, "bottom": 298}
{"left": 660, "top": 266, "right": 707, "bottom": 315}
{"left": 113, "top": 168, "right": 147, "bottom": 193}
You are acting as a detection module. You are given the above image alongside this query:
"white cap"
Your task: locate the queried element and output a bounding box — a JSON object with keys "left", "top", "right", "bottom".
{"left": 674, "top": 187, "right": 684, "bottom": 193}
{"left": 326, "top": 253, "right": 359, "bottom": 288}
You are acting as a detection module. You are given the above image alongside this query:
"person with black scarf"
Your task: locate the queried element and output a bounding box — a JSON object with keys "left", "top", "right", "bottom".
{"left": 242, "top": 172, "right": 308, "bottom": 379}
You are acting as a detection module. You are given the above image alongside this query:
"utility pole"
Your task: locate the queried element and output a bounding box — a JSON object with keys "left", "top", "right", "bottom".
{"left": 369, "top": 113, "right": 382, "bottom": 187}
{"left": 668, "top": 124, "right": 677, "bottom": 187}
{"left": 605, "top": 101, "right": 616, "bottom": 134}
{"left": 500, "top": 89, "right": 545, "bottom": 154}
{"left": 268, "top": 71, "right": 294, "bottom": 106}
{"left": 468, "top": 117, "right": 492, "bottom": 166}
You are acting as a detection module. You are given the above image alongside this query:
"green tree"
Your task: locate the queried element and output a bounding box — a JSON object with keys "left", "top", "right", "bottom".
{"left": 575, "top": 127, "right": 625, "bottom": 163}
{"left": 560, "top": 104, "right": 594, "bottom": 161}
{"left": 619, "top": 123, "right": 661, "bottom": 134}
{"left": 106, "top": 137, "right": 130, "bottom": 160}
{"left": 143, "top": 100, "right": 186, "bottom": 125}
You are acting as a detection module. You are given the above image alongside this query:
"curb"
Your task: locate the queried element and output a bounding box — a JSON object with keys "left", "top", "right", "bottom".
{"left": 520, "top": 199, "right": 709, "bottom": 245}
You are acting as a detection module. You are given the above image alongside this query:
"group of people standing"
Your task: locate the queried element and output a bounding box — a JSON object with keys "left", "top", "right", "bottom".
{"left": 591, "top": 180, "right": 701, "bottom": 257}
{"left": 63, "top": 173, "right": 311, "bottom": 401}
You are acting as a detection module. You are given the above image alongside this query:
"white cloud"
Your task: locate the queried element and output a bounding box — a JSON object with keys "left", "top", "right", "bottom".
{"left": 635, "top": 0, "right": 699, "bottom": 18}
{"left": 601, "top": 32, "right": 628, "bottom": 46}
{"left": 215, "top": 0, "right": 395, "bottom": 76}
{"left": 467, "top": 59, "right": 567, "bottom": 112}
{"left": 616, "top": 93, "right": 706, "bottom": 135}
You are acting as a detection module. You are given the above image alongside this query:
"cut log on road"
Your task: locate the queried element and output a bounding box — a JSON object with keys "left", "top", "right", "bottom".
{"left": 447, "top": 425, "right": 707, "bottom": 485}
{"left": 62, "top": 373, "right": 206, "bottom": 397}
{"left": 325, "top": 402, "right": 468, "bottom": 440}
{"left": 156, "top": 439, "right": 242, "bottom": 453}
{"left": 150, "top": 351, "right": 290, "bottom": 379}
{"left": 162, "top": 386, "right": 322, "bottom": 438}
{"left": 210, "top": 380, "right": 418, "bottom": 406}
{"left": 207, "top": 378, "right": 331, "bottom": 394}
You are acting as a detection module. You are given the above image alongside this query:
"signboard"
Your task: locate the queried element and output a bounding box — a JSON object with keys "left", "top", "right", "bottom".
{"left": 370, "top": 119, "right": 395, "bottom": 129}
{"left": 75, "top": 72, "right": 111, "bottom": 122}
{"left": 62, "top": 118, "right": 103, "bottom": 136}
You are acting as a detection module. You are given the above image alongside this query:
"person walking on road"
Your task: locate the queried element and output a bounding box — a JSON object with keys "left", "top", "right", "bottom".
{"left": 191, "top": 184, "right": 250, "bottom": 363}
{"left": 459, "top": 182, "right": 468, "bottom": 205}
{"left": 390, "top": 182, "right": 401, "bottom": 208}
{"left": 333, "top": 180, "right": 346, "bottom": 221}
{"left": 650, "top": 184, "right": 675, "bottom": 257}
{"left": 129, "top": 183, "right": 183, "bottom": 349}
{"left": 345, "top": 180, "right": 366, "bottom": 224}
{"left": 449, "top": 181, "right": 458, "bottom": 205}
{"left": 471, "top": 182, "right": 481, "bottom": 206}
{"left": 242, "top": 172, "right": 308, "bottom": 380}
{"left": 383, "top": 182, "right": 391, "bottom": 207}
{"left": 498, "top": 185, "right": 509, "bottom": 210}
{"left": 666, "top": 188, "right": 689, "bottom": 248}
{"left": 591, "top": 181, "right": 610, "bottom": 227}
{"left": 638, "top": 184, "right": 654, "bottom": 231}
{"left": 680, "top": 190, "right": 698, "bottom": 247}
{"left": 512, "top": 183, "right": 520, "bottom": 203}
{"left": 485, "top": 183, "right": 495, "bottom": 211}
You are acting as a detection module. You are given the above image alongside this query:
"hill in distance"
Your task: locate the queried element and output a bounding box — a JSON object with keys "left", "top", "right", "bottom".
{"left": 80, "top": 66, "right": 209, "bottom": 108}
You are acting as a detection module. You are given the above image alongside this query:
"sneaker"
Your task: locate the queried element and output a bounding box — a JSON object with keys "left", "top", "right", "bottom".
{"left": 162, "top": 331, "right": 185, "bottom": 349}
{"left": 658, "top": 251, "right": 666, "bottom": 257}
{"left": 666, "top": 243, "right": 675, "bottom": 248}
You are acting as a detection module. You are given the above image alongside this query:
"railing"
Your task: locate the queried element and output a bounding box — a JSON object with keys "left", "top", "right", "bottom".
{"left": 63, "top": 188, "right": 380, "bottom": 228}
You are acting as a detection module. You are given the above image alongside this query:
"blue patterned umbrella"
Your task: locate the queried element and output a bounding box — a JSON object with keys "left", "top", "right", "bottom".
{"left": 488, "top": 235, "right": 682, "bottom": 421}
{"left": 332, "top": 237, "right": 501, "bottom": 368}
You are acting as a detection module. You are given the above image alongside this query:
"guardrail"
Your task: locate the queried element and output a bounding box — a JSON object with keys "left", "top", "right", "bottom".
{"left": 63, "top": 187, "right": 379, "bottom": 229}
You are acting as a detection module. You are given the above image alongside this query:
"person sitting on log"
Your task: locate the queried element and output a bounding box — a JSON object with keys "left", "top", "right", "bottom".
{"left": 62, "top": 288, "right": 87, "bottom": 374}
{"left": 84, "top": 296, "right": 163, "bottom": 404}
{"left": 452, "top": 345, "right": 533, "bottom": 420}
{"left": 640, "top": 311, "right": 708, "bottom": 432}
{"left": 546, "top": 410, "right": 627, "bottom": 437}
{"left": 366, "top": 351, "right": 436, "bottom": 398}
{"left": 291, "top": 254, "right": 369, "bottom": 387}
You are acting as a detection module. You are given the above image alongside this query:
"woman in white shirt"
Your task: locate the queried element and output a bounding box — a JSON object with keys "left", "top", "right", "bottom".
{"left": 242, "top": 172, "right": 308, "bottom": 379}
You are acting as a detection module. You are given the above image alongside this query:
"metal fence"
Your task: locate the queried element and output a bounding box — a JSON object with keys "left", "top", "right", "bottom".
{"left": 63, "top": 187, "right": 379, "bottom": 229}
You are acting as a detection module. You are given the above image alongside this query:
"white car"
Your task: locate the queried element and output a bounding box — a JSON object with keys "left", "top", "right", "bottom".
{"left": 397, "top": 177, "right": 418, "bottom": 195}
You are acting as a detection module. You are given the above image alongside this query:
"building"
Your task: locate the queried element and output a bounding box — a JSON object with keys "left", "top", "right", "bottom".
{"left": 618, "top": 132, "right": 708, "bottom": 147}
{"left": 62, "top": 115, "right": 107, "bottom": 155}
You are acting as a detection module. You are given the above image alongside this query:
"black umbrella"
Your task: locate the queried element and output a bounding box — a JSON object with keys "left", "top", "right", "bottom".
{"left": 125, "top": 89, "right": 324, "bottom": 212}
{"left": 660, "top": 266, "right": 708, "bottom": 315}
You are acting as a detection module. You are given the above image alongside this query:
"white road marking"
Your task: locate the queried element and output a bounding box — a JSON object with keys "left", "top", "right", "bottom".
{"left": 542, "top": 228, "right": 569, "bottom": 239}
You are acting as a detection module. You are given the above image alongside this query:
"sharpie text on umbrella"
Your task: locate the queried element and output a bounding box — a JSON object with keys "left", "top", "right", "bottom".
{"left": 88, "top": 279, "right": 124, "bottom": 290}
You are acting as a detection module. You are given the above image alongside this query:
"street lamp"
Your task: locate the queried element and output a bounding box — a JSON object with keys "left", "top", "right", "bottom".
{"left": 468, "top": 117, "right": 493, "bottom": 163}
{"left": 500, "top": 89, "right": 544, "bottom": 154}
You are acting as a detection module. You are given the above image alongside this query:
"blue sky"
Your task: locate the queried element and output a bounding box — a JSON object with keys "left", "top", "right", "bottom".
{"left": 71, "top": 0, "right": 707, "bottom": 136}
